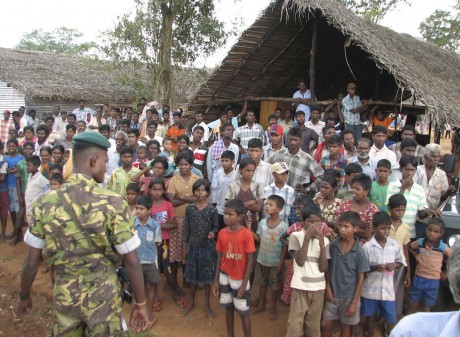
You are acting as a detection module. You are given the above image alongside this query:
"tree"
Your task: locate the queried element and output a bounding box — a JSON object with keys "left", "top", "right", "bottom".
{"left": 16, "top": 27, "right": 94, "bottom": 55}
{"left": 336, "top": 0, "right": 409, "bottom": 23}
{"left": 100, "top": 0, "right": 228, "bottom": 105}
{"left": 419, "top": 1, "right": 459, "bottom": 52}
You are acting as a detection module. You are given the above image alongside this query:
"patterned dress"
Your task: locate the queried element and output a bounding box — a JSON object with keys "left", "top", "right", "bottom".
{"left": 336, "top": 199, "right": 378, "bottom": 245}
{"left": 315, "top": 197, "right": 342, "bottom": 240}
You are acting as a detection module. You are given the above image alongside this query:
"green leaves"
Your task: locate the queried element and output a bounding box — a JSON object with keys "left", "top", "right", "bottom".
{"left": 336, "top": 0, "right": 409, "bottom": 24}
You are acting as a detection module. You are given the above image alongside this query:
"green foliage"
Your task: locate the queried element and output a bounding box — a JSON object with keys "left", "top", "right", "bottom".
{"left": 336, "top": 0, "right": 409, "bottom": 23}
{"left": 419, "top": 2, "right": 459, "bottom": 52}
{"left": 16, "top": 27, "right": 94, "bottom": 55}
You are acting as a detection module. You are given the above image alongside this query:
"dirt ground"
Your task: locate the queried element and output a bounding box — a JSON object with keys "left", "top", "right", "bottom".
{"left": 0, "top": 136, "right": 455, "bottom": 337}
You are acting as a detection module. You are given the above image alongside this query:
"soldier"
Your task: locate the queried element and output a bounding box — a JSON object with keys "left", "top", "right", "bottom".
{"left": 17, "top": 132, "right": 149, "bottom": 335}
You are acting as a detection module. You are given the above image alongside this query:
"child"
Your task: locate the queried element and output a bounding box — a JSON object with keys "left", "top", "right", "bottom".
{"left": 285, "top": 204, "right": 329, "bottom": 337}
{"left": 320, "top": 134, "right": 348, "bottom": 188}
{"left": 407, "top": 218, "right": 452, "bottom": 313}
{"left": 24, "top": 155, "right": 50, "bottom": 223}
{"left": 132, "top": 156, "right": 169, "bottom": 195}
{"left": 132, "top": 145, "right": 148, "bottom": 168}
{"left": 388, "top": 194, "right": 411, "bottom": 316}
{"left": 126, "top": 182, "right": 141, "bottom": 215}
{"left": 48, "top": 173, "right": 63, "bottom": 191}
{"left": 314, "top": 174, "right": 341, "bottom": 240}
{"left": 361, "top": 212, "right": 405, "bottom": 337}
{"left": 0, "top": 142, "right": 8, "bottom": 240}
{"left": 263, "top": 162, "right": 295, "bottom": 224}
{"left": 107, "top": 147, "right": 140, "bottom": 197}
{"left": 321, "top": 211, "right": 369, "bottom": 337}
{"left": 159, "top": 137, "right": 175, "bottom": 177}
{"left": 250, "top": 195, "right": 288, "bottom": 321}
{"left": 336, "top": 163, "right": 363, "bottom": 200}
{"left": 181, "top": 179, "right": 218, "bottom": 317}
{"left": 213, "top": 199, "right": 256, "bottom": 337}
{"left": 370, "top": 159, "right": 392, "bottom": 211}
{"left": 134, "top": 195, "right": 162, "bottom": 329}
{"left": 210, "top": 150, "right": 237, "bottom": 232}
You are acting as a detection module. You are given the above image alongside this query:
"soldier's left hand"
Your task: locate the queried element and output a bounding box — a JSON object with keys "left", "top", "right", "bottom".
{"left": 16, "top": 297, "right": 33, "bottom": 316}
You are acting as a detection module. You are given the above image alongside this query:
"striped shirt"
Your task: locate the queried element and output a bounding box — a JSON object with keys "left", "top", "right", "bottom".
{"left": 411, "top": 238, "right": 450, "bottom": 280}
{"left": 233, "top": 123, "right": 265, "bottom": 150}
{"left": 263, "top": 183, "right": 296, "bottom": 224}
{"left": 362, "top": 236, "right": 406, "bottom": 301}
{"left": 342, "top": 94, "right": 361, "bottom": 125}
{"left": 386, "top": 180, "right": 427, "bottom": 238}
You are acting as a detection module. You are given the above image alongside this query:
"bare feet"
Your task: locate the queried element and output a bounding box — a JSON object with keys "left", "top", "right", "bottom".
{"left": 204, "top": 305, "right": 215, "bottom": 319}
{"left": 181, "top": 302, "right": 195, "bottom": 317}
{"left": 250, "top": 306, "right": 266, "bottom": 316}
{"left": 268, "top": 309, "right": 277, "bottom": 321}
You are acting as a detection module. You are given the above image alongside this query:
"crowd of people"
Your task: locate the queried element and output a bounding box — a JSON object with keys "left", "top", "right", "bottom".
{"left": 2, "top": 81, "right": 459, "bottom": 337}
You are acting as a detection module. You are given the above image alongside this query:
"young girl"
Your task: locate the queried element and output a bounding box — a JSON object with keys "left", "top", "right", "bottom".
{"left": 149, "top": 178, "right": 180, "bottom": 310}
{"left": 133, "top": 145, "right": 148, "bottom": 168}
{"left": 160, "top": 138, "right": 175, "bottom": 177}
{"left": 336, "top": 173, "right": 378, "bottom": 245}
{"left": 181, "top": 179, "right": 218, "bottom": 317}
{"left": 314, "top": 175, "right": 342, "bottom": 240}
{"left": 43, "top": 145, "right": 65, "bottom": 179}
{"left": 280, "top": 196, "right": 331, "bottom": 305}
{"left": 225, "top": 157, "right": 264, "bottom": 232}
{"left": 167, "top": 151, "right": 200, "bottom": 296}
{"left": 132, "top": 156, "right": 169, "bottom": 195}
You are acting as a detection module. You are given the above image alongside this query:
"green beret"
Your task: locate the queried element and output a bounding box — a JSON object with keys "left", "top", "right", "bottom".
{"left": 73, "top": 132, "right": 111, "bottom": 151}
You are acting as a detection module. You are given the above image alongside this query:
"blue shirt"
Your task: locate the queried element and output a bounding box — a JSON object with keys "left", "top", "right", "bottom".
{"left": 134, "top": 217, "right": 162, "bottom": 264}
{"left": 256, "top": 218, "right": 288, "bottom": 267}
{"left": 4, "top": 154, "right": 24, "bottom": 187}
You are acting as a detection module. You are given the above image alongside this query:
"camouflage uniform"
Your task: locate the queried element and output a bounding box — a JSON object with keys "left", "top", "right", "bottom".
{"left": 24, "top": 173, "right": 140, "bottom": 337}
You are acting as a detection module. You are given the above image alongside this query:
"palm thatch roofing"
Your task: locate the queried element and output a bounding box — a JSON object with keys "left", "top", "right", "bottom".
{"left": 0, "top": 47, "right": 137, "bottom": 102}
{"left": 188, "top": 0, "right": 460, "bottom": 126}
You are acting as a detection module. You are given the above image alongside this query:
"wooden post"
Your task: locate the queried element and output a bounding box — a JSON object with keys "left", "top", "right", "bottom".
{"left": 309, "top": 18, "right": 318, "bottom": 101}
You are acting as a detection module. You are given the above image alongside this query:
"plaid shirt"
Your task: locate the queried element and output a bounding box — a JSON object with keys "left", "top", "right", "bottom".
{"left": 266, "top": 148, "right": 324, "bottom": 191}
{"left": 320, "top": 155, "right": 348, "bottom": 187}
{"left": 342, "top": 94, "right": 361, "bottom": 125}
{"left": 233, "top": 123, "right": 265, "bottom": 149}
{"left": 0, "top": 119, "right": 12, "bottom": 142}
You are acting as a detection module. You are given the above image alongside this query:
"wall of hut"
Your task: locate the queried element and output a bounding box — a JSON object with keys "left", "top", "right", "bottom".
{"left": 0, "top": 81, "right": 26, "bottom": 117}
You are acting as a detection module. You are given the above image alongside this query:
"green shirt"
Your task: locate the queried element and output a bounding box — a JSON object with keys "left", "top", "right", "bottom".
{"left": 370, "top": 181, "right": 389, "bottom": 212}
{"left": 15, "top": 159, "right": 30, "bottom": 194}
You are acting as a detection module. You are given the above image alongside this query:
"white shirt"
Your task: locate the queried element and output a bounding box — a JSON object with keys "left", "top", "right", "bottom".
{"left": 305, "top": 120, "right": 325, "bottom": 140}
{"left": 211, "top": 167, "right": 238, "bottom": 214}
{"left": 349, "top": 156, "right": 377, "bottom": 180}
{"left": 206, "top": 142, "right": 239, "bottom": 181}
{"left": 190, "top": 122, "right": 210, "bottom": 143}
{"left": 106, "top": 146, "right": 120, "bottom": 177}
{"left": 369, "top": 144, "right": 397, "bottom": 167}
{"left": 390, "top": 311, "right": 460, "bottom": 337}
{"left": 293, "top": 90, "right": 312, "bottom": 120}
{"left": 25, "top": 172, "right": 49, "bottom": 213}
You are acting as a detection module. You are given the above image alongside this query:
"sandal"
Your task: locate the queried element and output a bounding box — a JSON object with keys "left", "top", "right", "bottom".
{"left": 152, "top": 300, "right": 162, "bottom": 312}
{"left": 175, "top": 296, "right": 189, "bottom": 309}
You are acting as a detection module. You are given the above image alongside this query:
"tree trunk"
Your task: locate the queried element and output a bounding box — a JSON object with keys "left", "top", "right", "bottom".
{"left": 157, "top": 1, "right": 174, "bottom": 106}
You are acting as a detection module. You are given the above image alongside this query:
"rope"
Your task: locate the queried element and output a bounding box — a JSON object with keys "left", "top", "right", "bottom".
{"left": 344, "top": 37, "right": 356, "bottom": 80}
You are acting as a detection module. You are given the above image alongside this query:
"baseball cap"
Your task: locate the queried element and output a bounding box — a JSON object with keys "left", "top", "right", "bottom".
{"left": 271, "top": 162, "right": 289, "bottom": 174}
{"left": 347, "top": 83, "right": 357, "bottom": 90}
{"left": 269, "top": 124, "right": 284, "bottom": 136}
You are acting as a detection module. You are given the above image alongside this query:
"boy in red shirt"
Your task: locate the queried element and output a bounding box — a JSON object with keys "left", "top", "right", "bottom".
{"left": 213, "top": 199, "right": 256, "bottom": 337}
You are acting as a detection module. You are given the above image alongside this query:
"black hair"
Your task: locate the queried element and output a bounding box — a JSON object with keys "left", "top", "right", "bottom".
{"left": 295, "top": 110, "right": 305, "bottom": 117}
{"left": 40, "top": 146, "right": 52, "bottom": 156}
{"left": 268, "top": 114, "right": 277, "bottom": 121}
{"left": 427, "top": 217, "right": 445, "bottom": 231}
{"left": 301, "top": 203, "right": 322, "bottom": 221}
{"left": 120, "top": 119, "right": 131, "bottom": 127}
{"left": 372, "top": 125, "right": 387, "bottom": 135}
{"left": 327, "top": 134, "right": 343, "bottom": 147}
{"left": 294, "top": 194, "right": 314, "bottom": 206}
{"left": 177, "top": 134, "right": 190, "bottom": 145}
{"left": 239, "top": 157, "right": 256, "bottom": 170}
{"left": 225, "top": 199, "right": 245, "bottom": 215}
{"left": 12, "top": 111, "right": 19, "bottom": 117}
{"left": 99, "top": 124, "right": 111, "bottom": 133}
{"left": 127, "top": 128, "right": 140, "bottom": 138}
{"left": 287, "top": 127, "right": 302, "bottom": 138}
{"left": 376, "top": 159, "right": 392, "bottom": 170}
{"left": 195, "top": 109, "right": 204, "bottom": 116}
{"left": 321, "top": 174, "right": 338, "bottom": 188}
{"left": 267, "top": 194, "right": 285, "bottom": 209}
{"left": 310, "top": 106, "right": 321, "bottom": 113}
{"left": 402, "top": 125, "right": 416, "bottom": 134}
{"left": 26, "top": 155, "right": 41, "bottom": 167}
{"left": 339, "top": 211, "right": 361, "bottom": 227}
{"left": 193, "top": 125, "right": 205, "bottom": 133}
{"left": 399, "top": 155, "right": 418, "bottom": 169}
{"left": 137, "top": 145, "right": 147, "bottom": 152}
{"left": 77, "top": 120, "right": 87, "bottom": 126}
{"left": 372, "top": 211, "right": 392, "bottom": 227}
{"left": 49, "top": 173, "right": 64, "bottom": 184}
{"left": 151, "top": 156, "right": 168, "bottom": 170}
{"left": 344, "top": 163, "right": 363, "bottom": 175}
{"left": 400, "top": 138, "right": 418, "bottom": 150}
{"left": 6, "top": 139, "right": 18, "bottom": 146}
{"left": 351, "top": 173, "right": 372, "bottom": 191}
{"left": 147, "top": 120, "right": 159, "bottom": 128}
{"left": 220, "top": 121, "right": 234, "bottom": 133}
{"left": 323, "top": 169, "right": 341, "bottom": 179}
{"left": 219, "top": 111, "right": 228, "bottom": 118}
{"left": 172, "top": 111, "right": 181, "bottom": 118}
{"left": 36, "top": 124, "right": 50, "bottom": 136}
{"left": 247, "top": 138, "right": 263, "bottom": 149}
{"left": 148, "top": 178, "right": 168, "bottom": 200}
{"left": 221, "top": 150, "right": 235, "bottom": 161}
{"left": 136, "top": 195, "right": 153, "bottom": 210}
{"left": 325, "top": 117, "right": 337, "bottom": 125}
{"left": 322, "top": 125, "right": 336, "bottom": 135}
{"left": 341, "top": 130, "right": 354, "bottom": 138}
{"left": 175, "top": 149, "right": 194, "bottom": 166}
{"left": 48, "top": 163, "right": 63, "bottom": 173}
{"left": 45, "top": 116, "right": 55, "bottom": 123}
{"left": 388, "top": 194, "right": 407, "bottom": 209}
{"left": 67, "top": 113, "right": 77, "bottom": 120}
{"left": 192, "top": 179, "right": 211, "bottom": 194}
{"left": 22, "top": 141, "right": 35, "bottom": 149}
{"left": 120, "top": 147, "right": 134, "bottom": 156}
{"left": 147, "top": 139, "right": 161, "bottom": 150}
{"left": 52, "top": 144, "right": 65, "bottom": 154}
{"left": 126, "top": 182, "right": 141, "bottom": 193}
{"left": 66, "top": 124, "right": 77, "bottom": 131}
{"left": 23, "top": 126, "right": 34, "bottom": 134}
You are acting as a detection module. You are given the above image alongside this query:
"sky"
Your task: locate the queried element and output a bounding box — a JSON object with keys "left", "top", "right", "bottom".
{"left": 0, "top": 0, "right": 456, "bottom": 67}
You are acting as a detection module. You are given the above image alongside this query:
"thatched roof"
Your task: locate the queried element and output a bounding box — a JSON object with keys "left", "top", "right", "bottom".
{"left": 0, "top": 47, "right": 137, "bottom": 102}
{"left": 189, "top": 0, "right": 460, "bottom": 125}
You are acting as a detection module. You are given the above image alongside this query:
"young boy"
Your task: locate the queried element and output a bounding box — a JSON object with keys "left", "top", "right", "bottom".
{"left": 370, "top": 159, "right": 392, "bottom": 211}
{"left": 285, "top": 204, "right": 329, "bottom": 337}
{"left": 132, "top": 146, "right": 148, "bottom": 168}
{"left": 134, "top": 195, "right": 162, "bottom": 328}
{"left": 361, "top": 211, "right": 405, "bottom": 337}
{"left": 322, "top": 211, "right": 369, "bottom": 337}
{"left": 126, "top": 182, "right": 141, "bottom": 215}
{"left": 246, "top": 138, "right": 272, "bottom": 187}
{"left": 320, "top": 134, "right": 348, "bottom": 188}
{"left": 160, "top": 138, "right": 175, "bottom": 177}
{"left": 0, "top": 141, "right": 8, "bottom": 240}
{"left": 107, "top": 147, "right": 140, "bottom": 197}
{"left": 387, "top": 194, "right": 411, "bottom": 316}
{"left": 407, "top": 218, "right": 452, "bottom": 314}
{"left": 264, "top": 162, "right": 295, "bottom": 224}
{"left": 250, "top": 195, "right": 288, "bottom": 321}
{"left": 24, "top": 156, "right": 50, "bottom": 222}
{"left": 213, "top": 199, "right": 256, "bottom": 337}
{"left": 211, "top": 150, "right": 237, "bottom": 232}
{"left": 48, "top": 173, "right": 64, "bottom": 191}
{"left": 336, "top": 163, "right": 362, "bottom": 200}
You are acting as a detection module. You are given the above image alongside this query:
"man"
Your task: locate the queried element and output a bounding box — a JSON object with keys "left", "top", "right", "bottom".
{"left": 208, "top": 111, "right": 228, "bottom": 145}
{"left": 19, "top": 106, "right": 31, "bottom": 129}
{"left": 266, "top": 127, "right": 324, "bottom": 194}
{"left": 107, "top": 131, "right": 128, "bottom": 181}
{"left": 295, "top": 111, "right": 319, "bottom": 154}
{"left": 86, "top": 112, "right": 100, "bottom": 131}
{"left": 369, "top": 125, "right": 397, "bottom": 164}
{"left": 165, "top": 112, "right": 185, "bottom": 153}
{"left": 17, "top": 132, "right": 149, "bottom": 334}
{"left": 342, "top": 83, "right": 371, "bottom": 142}
{"left": 233, "top": 110, "right": 264, "bottom": 155}
{"left": 263, "top": 124, "right": 286, "bottom": 160}
{"left": 245, "top": 138, "right": 272, "bottom": 186}
{"left": 279, "top": 109, "right": 294, "bottom": 136}
{"left": 72, "top": 100, "right": 95, "bottom": 123}
{"left": 0, "top": 110, "right": 12, "bottom": 142}
{"left": 151, "top": 110, "right": 165, "bottom": 138}
{"left": 320, "top": 134, "right": 348, "bottom": 187}
{"left": 341, "top": 130, "right": 358, "bottom": 159}
{"left": 389, "top": 139, "right": 426, "bottom": 185}
{"left": 76, "top": 120, "right": 87, "bottom": 134}
{"left": 313, "top": 125, "right": 341, "bottom": 163}
{"left": 56, "top": 111, "right": 68, "bottom": 136}
{"left": 389, "top": 124, "right": 425, "bottom": 163}
{"left": 51, "top": 106, "right": 61, "bottom": 130}
{"left": 206, "top": 122, "right": 239, "bottom": 181}
{"left": 127, "top": 128, "right": 141, "bottom": 159}
{"left": 119, "top": 119, "right": 131, "bottom": 134}
{"left": 131, "top": 112, "right": 142, "bottom": 131}
{"left": 99, "top": 124, "right": 116, "bottom": 148}
{"left": 44, "top": 116, "right": 61, "bottom": 145}
{"left": 67, "top": 113, "right": 77, "bottom": 126}
{"left": 190, "top": 109, "right": 209, "bottom": 145}
{"left": 28, "top": 109, "right": 40, "bottom": 131}
{"left": 305, "top": 107, "right": 325, "bottom": 139}
{"left": 56, "top": 124, "right": 77, "bottom": 151}
{"left": 161, "top": 108, "right": 172, "bottom": 131}
{"left": 34, "top": 125, "right": 50, "bottom": 156}
{"left": 349, "top": 138, "right": 377, "bottom": 180}
{"left": 134, "top": 103, "right": 145, "bottom": 123}
{"left": 292, "top": 81, "right": 312, "bottom": 120}
{"left": 141, "top": 120, "right": 163, "bottom": 146}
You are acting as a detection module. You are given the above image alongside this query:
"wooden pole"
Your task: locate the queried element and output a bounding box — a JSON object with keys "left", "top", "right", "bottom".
{"left": 309, "top": 18, "right": 318, "bottom": 101}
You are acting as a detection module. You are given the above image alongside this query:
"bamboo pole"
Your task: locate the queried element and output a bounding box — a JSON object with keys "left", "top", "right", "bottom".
{"left": 309, "top": 18, "right": 318, "bottom": 101}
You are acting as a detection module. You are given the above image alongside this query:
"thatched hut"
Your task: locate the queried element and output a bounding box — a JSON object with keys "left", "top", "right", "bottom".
{"left": 188, "top": 0, "right": 460, "bottom": 131}
{"left": 0, "top": 47, "right": 138, "bottom": 118}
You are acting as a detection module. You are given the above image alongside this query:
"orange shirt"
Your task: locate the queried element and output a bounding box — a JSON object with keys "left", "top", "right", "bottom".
{"left": 373, "top": 116, "right": 393, "bottom": 128}
{"left": 165, "top": 125, "right": 185, "bottom": 152}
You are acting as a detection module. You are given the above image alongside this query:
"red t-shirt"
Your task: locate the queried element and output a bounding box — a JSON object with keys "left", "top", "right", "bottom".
{"left": 216, "top": 226, "right": 256, "bottom": 280}
{"left": 150, "top": 200, "right": 175, "bottom": 240}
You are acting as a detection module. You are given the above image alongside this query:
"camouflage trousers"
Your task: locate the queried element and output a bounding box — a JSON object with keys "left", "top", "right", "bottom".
{"left": 52, "top": 266, "right": 123, "bottom": 337}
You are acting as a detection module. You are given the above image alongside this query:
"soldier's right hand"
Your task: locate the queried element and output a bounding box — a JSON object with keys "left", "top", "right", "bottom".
{"left": 129, "top": 305, "right": 149, "bottom": 333}
{"left": 16, "top": 297, "right": 33, "bottom": 316}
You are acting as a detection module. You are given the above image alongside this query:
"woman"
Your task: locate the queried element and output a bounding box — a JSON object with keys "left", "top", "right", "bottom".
{"left": 39, "top": 146, "right": 52, "bottom": 176}
{"left": 146, "top": 139, "right": 161, "bottom": 161}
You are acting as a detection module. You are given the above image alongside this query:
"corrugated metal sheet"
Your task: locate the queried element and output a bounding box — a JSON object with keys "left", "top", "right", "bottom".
{"left": 0, "top": 80, "right": 26, "bottom": 117}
